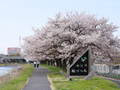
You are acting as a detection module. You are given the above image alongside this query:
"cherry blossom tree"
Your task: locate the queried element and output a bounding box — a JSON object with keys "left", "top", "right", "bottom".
{"left": 22, "top": 12, "right": 120, "bottom": 69}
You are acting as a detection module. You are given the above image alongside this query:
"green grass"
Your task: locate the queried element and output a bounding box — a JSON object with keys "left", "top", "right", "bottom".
{"left": 0, "top": 64, "right": 3, "bottom": 66}
{"left": 0, "top": 64, "right": 8, "bottom": 66}
{"left": 41, "top": 64, "right": 120, "bottom": 90}
{"left": 40, "top": 64, "right": 62, "bottom": 72}
{"left": 0, "top": 64, "right": 33, "bottom": 90}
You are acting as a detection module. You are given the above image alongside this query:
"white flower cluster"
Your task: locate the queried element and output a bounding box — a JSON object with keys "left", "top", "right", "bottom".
{"left": 22, "top": 12, "right": 120, "bottom": 64}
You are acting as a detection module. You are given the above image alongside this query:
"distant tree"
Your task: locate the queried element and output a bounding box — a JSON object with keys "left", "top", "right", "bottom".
{"left": 22, "top": 12, "right": 120, "bottom": 69}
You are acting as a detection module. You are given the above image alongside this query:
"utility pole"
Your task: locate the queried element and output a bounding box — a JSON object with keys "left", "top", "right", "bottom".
{"left": 19, "top": 36, "right": 21, "bottom": 55}
{"left": 19, "top": 36, "right": 21, "bottom": 48}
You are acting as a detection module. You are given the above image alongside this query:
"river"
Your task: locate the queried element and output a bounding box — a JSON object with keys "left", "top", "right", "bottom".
{"left": 0, "top": 65, "right": 21, "bottom": 76}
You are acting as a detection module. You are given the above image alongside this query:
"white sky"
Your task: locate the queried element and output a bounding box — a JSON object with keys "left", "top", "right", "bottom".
{"left": 0, "top": 0, "right": 120, "bottom": 54}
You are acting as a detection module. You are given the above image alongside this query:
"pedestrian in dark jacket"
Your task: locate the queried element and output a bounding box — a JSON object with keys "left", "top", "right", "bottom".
{"left": 37, "top": 61, "right": 40, "bottom": 68}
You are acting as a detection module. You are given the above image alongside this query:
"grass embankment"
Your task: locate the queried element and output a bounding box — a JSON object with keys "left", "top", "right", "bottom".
{"left": 41, "top": 64, "right": 120, "bottom": 90}
{"left": 0, "top": 64, "right": 11, "bottom": 66}
{"left": 0, "top": 64, "right": 33, "bottom": 90}
{"left": 0, "top": 64, "right": 4, "bottom": 66}
{"left": 0, "top": 63, "right": 20, "bottom": 66}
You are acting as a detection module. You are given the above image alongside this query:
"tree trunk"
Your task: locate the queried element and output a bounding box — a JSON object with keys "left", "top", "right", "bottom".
{"left": 62, "top": 59, "right": 67, "bottom": 70}
{"left": 58, "top": 59, "right": 62, "bottom": 68}
{"left": 53, "top": 60, "right": 55, "bottom": 66}
{"left": 50, "top": 60, "right": 52, "bottom": 66}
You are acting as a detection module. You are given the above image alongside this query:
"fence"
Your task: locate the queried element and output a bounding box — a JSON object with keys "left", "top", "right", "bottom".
{"left": 94, "top": 64, "right": 120, "bottom": 80}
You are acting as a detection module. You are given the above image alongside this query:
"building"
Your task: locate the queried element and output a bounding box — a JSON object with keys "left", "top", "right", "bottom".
{"left": 7, "top": 47, "right": 21, "bottom": 55}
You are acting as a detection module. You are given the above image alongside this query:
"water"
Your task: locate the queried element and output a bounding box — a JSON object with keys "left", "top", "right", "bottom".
{"left": 0, "top": 65, "right": 21, "bottom": 76}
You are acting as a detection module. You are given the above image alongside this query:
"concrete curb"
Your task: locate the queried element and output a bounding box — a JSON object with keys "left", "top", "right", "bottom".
{"left": 21, "top": 77, "right": 30, "bottom": 90}
{"left": 97, "top": 75, "right": 120, "bottom": 82}
{"left": 47, "top": 75, "right": 55, "bottom": 90}
{"left": 98, "top": 75, "right": 120, "bottom": 88}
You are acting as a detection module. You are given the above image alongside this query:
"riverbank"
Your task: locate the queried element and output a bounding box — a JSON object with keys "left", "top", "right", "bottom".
{"left": 0, "top": 63, "right": 20, "bottom": 66}
{"left": 0, "top": 65, "right": 23, "bottom": 84}
{"left": 0, "top": 64, "right": 33, "bottom": 90}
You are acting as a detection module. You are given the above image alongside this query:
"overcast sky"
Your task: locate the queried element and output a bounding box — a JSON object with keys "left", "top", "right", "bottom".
{"left": 0, "top": 0, "right": 120, "bottom": 54}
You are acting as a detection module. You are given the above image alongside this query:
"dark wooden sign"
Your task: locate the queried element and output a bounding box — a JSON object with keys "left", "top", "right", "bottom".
{"left": 70, "top": 50, "right": 89, "bottom": 76}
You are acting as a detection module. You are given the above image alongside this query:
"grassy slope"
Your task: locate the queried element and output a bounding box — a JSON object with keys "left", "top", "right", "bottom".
{"left": 41, "top": 64, "right": 120, "bottom": 90}
{"left": 0, "top": 64, "right": 33, "bottom": 90}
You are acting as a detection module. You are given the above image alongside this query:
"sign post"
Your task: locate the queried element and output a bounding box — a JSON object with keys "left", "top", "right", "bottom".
{"left": 67, "top": 47, "right": 91, "bottom": 80}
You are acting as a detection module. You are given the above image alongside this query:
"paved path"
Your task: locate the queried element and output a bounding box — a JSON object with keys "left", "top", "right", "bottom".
{"left": 22, "top": 66, "right": 51, "bottom": 90}
{"left": 98, "top": 76, "right": 120, "bottom": 88}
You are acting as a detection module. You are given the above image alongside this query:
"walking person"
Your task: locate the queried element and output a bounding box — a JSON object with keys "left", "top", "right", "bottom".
{"left": 37, "top": 61, "right": 40, "bottom": 68}
{"left": 34, "top": 61, "right": 37, "bottom": 68}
